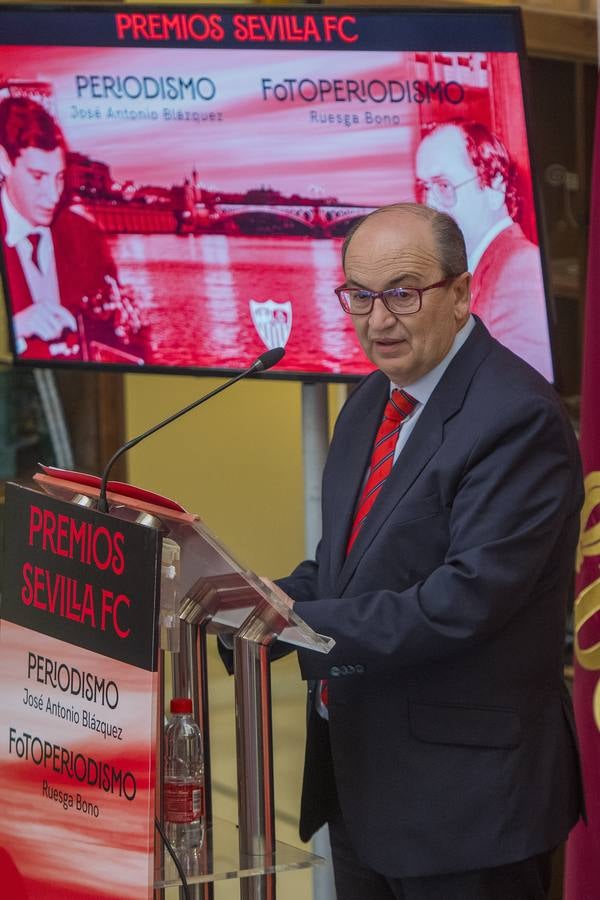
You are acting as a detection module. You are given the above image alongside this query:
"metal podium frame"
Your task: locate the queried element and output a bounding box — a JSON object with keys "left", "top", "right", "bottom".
{"left": 34, "top": 472, "right": 334, "bottom": 900}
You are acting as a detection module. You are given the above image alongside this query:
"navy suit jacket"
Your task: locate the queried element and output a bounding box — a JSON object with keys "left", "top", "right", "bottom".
{"left": 279, "top": 318, "right": 583, "bottom": 879}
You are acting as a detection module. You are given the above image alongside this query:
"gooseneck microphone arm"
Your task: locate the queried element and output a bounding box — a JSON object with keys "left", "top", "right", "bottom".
{"left": 97, "top": 347, "right": 285, "bottom": 513}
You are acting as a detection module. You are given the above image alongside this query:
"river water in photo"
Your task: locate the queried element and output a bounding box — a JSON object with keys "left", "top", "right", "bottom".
{"left": 109, "top": 232, "right": 371, "bottom": 376}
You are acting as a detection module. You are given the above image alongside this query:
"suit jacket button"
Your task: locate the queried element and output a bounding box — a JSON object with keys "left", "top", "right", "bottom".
{"left": 330, "top": 666, "right": 340, "bottom": 677}
{"left": 339, "top": 665, "right": 348, "bottom": 675}
{"left": 356, "top": 664, "right": 364, "bottom": 674}
{"left": 347, "top": 665, "right": 355, "bottom": 674}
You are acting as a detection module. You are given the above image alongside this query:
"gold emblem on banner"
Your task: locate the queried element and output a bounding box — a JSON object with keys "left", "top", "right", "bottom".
{"left": 574, "top": 472, "right": 600, "bottom": 730}
{"left": 576, "top": 471, "right": 600, "bottom": 574}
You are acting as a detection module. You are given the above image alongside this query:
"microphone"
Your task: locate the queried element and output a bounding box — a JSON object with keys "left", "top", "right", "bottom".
{"left": 251, "top": 346, "right": 284, "bottom": 372}
{"left": 97, "top": 347, "right": 285, "bottom": 513}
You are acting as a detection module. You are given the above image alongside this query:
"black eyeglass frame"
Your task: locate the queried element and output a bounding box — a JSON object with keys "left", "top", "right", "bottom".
{"left": 335, "top": 276, "right": 458, "bottom": 317}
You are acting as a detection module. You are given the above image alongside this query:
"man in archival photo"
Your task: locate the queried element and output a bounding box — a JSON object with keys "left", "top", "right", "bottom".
{"left": 415, "top": 120, "right": 553, "bottom": 381}
{"left": 0, "top": 96, "right": 141, "bottom": 362}
{"left": 270, "top": 203, "right": 582, "bottom": 899}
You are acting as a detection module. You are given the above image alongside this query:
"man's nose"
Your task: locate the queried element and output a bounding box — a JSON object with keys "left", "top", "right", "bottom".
{"left": 425, "top": 187, "right": 442, "bottom": 210}
{"left": 44, "top": 177, "right": 62, "bottom": 206}
{"left": 368, "top": 296, "right": 396, "bottom": 328}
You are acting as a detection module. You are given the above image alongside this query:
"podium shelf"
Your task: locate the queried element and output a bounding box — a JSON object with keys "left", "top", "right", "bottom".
{"left": 154, "top": 817, "right": 324, "bottom": 887}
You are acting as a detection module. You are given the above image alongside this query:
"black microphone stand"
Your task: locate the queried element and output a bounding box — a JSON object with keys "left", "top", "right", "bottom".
{"left": 97, "top": 348, "right": 284, "bottom": 512}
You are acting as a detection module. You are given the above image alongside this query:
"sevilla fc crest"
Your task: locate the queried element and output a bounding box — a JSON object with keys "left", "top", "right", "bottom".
{"left": 249, "top": 300, "right": 292, "bottom": 349}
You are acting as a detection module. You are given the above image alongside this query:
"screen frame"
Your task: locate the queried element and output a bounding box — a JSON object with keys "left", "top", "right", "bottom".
{"left": 0, "top": 3, "right": 555, "bottom": 384}
{"left": 511, "top": 14, "right": 560, "bottom": 390}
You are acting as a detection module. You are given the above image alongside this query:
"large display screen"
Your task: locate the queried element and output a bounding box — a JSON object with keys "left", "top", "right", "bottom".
{"left": 0, "top": 5, "right": 554, "bottom": 380}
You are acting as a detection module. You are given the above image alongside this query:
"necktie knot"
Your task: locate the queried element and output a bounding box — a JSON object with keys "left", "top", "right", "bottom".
{"left": 384, "top": 388, "right": 417, "bottom": 423}
{"left": 27, "top": 233, "right": 42, "bottom": 271}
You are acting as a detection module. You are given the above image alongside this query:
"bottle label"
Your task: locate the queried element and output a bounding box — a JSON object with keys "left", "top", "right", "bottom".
{"left": 165, "top": 782, "right": 204, "bottom": 823}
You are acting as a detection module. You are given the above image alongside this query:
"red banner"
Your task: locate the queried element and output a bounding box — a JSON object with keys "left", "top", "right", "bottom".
{"left": 564, "top": 86, "right": 600, "bottom": 900}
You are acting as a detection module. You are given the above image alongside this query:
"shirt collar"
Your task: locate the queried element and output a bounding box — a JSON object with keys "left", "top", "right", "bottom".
{"left": 1, "top": 187, "right": 47, "bottom": 247}
{"left": 468, "top": 216, "right": 513, "bottom": 273}
{"left": 391, "top": 314, "right": 476, "bottom": 407}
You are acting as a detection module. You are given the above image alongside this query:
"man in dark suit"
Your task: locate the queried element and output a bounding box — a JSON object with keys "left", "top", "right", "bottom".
{"left": 276, "top": 203, "right": 583, "bottom": 899}
{"left": 415, "top": 121, "right": 553, "bottom": 381}
{"left": 0, "top": 96, "right": 141, "bottom": 362}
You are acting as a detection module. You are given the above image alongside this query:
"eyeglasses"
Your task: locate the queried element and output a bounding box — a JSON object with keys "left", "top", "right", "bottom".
{"left": 415, "top": 175, "right": 479, "bottom": 209}
{"left": 335, "top": 277, "right": 456, "bottom": 317}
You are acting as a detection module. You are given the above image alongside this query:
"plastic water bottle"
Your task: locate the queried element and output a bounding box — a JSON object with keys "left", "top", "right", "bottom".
{"left": 164, "top": 698, "right": 205, "bottom": 854}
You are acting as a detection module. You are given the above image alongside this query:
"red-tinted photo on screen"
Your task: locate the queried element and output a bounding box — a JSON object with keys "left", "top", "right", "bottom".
{"left": 0, "top": 6, "right": 553, "bottom": 380}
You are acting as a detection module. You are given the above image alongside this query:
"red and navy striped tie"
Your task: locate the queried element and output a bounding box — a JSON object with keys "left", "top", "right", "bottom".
{"left": 346, "top": 388, "right": 417, "bottom": 555}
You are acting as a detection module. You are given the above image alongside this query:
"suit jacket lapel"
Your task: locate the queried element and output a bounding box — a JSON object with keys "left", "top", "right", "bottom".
{"left": 334, "top": 319, "right": 493, "bottom": 595}
{"left": 335, "top": 399, "right": 444, "bottom": 595}
{"left": 328, "top": 372, "right": 389, "bottom": 581}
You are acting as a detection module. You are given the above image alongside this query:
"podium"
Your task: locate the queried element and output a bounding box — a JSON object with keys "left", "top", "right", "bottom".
{"left": 0, "top": 472, "right": 333, "bottom": 900}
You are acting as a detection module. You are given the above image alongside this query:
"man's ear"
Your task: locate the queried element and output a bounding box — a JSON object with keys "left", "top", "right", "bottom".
{"left": 0, "top": 146, "right": 13, "bottom": 180}
{"left": 485, "top": 172, "right": 507, "bottom": 211}
{"left": 453, "top": 271, "right": 471, "bottom": 321}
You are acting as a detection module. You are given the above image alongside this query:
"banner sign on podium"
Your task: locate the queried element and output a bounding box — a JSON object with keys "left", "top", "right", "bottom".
{"left": 0, "top": 483, "right": 161, "bottom": 900}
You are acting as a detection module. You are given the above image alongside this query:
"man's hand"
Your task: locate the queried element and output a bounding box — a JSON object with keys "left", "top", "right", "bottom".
{"left": 14, "top": 303, "right": 76, "bottom": 341}
{"left": 103, "top": 275, "right": 142, "bottom": 337}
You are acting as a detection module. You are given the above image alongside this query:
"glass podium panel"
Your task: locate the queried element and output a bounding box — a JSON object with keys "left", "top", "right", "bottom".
{"left": 154, "top": 817, "right": 323, "bottom": 888}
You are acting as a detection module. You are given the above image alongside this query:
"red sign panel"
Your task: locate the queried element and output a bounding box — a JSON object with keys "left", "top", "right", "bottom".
{"left": 0, "top": 483, "right": 160, "bottom": 899}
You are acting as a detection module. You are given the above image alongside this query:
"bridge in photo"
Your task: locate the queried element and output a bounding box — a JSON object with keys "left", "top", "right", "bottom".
{"left": 209, "top": 202, "right": 373, "bottom": 237}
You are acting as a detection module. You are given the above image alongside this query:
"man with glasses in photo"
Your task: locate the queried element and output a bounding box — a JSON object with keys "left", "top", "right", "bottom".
{"left": 415, "top": 120, "right": 553, "bottom": 380}
{"left": 270, "top": 202, "right": 583, "bottom": 899}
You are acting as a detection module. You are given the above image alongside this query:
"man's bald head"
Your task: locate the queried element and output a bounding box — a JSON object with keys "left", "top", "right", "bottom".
{"left": 342, "top": 203, "right": 467, "bottom": 279}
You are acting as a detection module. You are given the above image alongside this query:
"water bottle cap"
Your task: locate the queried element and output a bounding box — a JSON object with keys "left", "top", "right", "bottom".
{"left": 170, "top": 697, "right": 192, "bottom": 714}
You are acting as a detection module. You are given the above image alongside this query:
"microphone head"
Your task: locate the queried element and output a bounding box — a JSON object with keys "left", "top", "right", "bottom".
{"left": 254, "top": 347, "right": 285, "bottom": 372}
